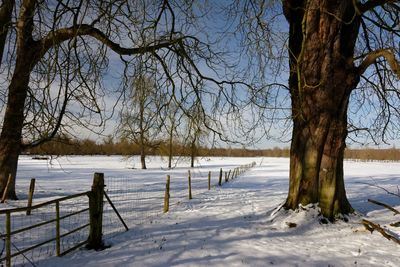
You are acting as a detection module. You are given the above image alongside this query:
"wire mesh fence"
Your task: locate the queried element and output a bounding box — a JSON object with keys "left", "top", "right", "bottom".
{"left": 0, "top": 193, "right": 89, "bottom": 267}
{"left": 102, "top": 161, "right": 257, "bottom": 237}
{"left": 103, "top": 177, "right": 164, "bottom": 237}
{"left": 0, "top": 161, "right": 257, "bottom": 266}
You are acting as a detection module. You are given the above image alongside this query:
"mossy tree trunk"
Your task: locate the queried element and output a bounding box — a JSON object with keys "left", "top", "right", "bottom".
{"left": 283, "top": 0, "right": 362, "bottom": 220}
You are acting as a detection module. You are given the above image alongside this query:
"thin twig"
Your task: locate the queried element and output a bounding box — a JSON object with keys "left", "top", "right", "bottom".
{"left": 368, "top": 199, "right": 400, "bottom": 215}
{"left": 356, "top": 179, "right": 400, "bottom": 198}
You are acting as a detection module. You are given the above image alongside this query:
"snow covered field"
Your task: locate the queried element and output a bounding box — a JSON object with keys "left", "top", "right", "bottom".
{"left": 5, "top": 156, "right": 400, "bottom": 266}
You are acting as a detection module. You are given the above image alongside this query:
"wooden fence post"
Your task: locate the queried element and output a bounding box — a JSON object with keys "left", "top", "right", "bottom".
{"left": 55, "top": 201, "right": 61, "bottom": 256}
{"left": 87, "top": 172, "right": 104, "bottom": 250}
{"left": 164, "top": 175, "right": 170, "bottom": 213}
{"left": 26, "top": 178, "right": 35, "bottom": 215}
{"left": 208, "top": 171, "right": 211, "bottom": 190}
{"left": 188, "top": 170, "right": 192, "bottom": 199}
{"left": 6, "top": 211, "right": 11, "bottom": 267}
{"left": 218, "top": 168, "right": 222, "bottom": 186}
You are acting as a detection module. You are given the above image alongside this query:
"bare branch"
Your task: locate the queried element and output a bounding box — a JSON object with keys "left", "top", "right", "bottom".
{"left": 358, "top": 48, "right": 400, "bottom": 78}
{"left": 0, "top": 0, "right": 15, "bottom": 68}
{"left": 359, "top": 0, "right": 399, "bottom": 13}
{"left": 39, "top": 24, "right": 185, "bottom": 58}
{"left": 368, "top": 199, "right": 400, "bottom": 215}
{"left": 362, "top": 219, "right": 400, "bottom": 245}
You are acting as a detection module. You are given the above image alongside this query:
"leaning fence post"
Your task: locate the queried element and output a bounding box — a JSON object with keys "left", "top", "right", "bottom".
{"left": 164, "top": 175, "right": 170, "bottom": 213}
{"left": 26, "top": 178, "right": 36, "bottom": 215}
{"left": 1, "top": 174, "right": 12, "bottom": 203}
{"left": 87, "top": 172, "right": 104, "bottom": 250}
{"left": 188, "top": 170, "right": 192, "bottom": 199}
{"left": 218, "top": 168, "right": 222, "bottom": 186}
{"left": 208, "top": 171, "right": 211, "bottom": 190}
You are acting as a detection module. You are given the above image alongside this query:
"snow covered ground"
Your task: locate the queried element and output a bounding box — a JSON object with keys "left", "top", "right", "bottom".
{"left": 4, "top": 156, "right": 400, "bottom": 266}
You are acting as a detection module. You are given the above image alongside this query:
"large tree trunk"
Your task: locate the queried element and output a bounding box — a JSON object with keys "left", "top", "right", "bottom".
{"left": 0, "top": 0, "right": 36, "bottom": 199}
{"left": 283, "top": 0, "right": 361, "bottom": 220}
{"left": 286, "top": 97, "right": 354, "bottom": 219}
{"left": 0, "top": 55, "right": 33, "bottom": 199}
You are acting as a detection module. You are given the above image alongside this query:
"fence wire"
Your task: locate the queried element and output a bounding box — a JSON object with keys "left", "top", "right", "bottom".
{"left": 102, "top": 162, "right": 256, "bottom": 238}
{"left": 103, "top": 177, "right": 164, "bottom": 237}
{"left": 0, "top": 194, "right": 89, "bottom": 267}
{"left": 0, "top": 161, "right": 256, "bottom": 266}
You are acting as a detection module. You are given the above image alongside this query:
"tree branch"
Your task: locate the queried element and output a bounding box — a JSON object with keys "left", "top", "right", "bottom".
{"left": 359, "top": 0, "right": 399, "bottom": 13}
{"left": 0, "top": 0, "right": 15, "bottom": 68}
{"left": 39, "top": 24, "right": 184, "bottom": 57}
{"left": 368, "top": 199, "right": 400, "bottom": 215}
{"left": 361, "top": 219, "right": 400, "bottom": 245}
{"left": 357, "top": 48, "right": 400, "bottom": 78}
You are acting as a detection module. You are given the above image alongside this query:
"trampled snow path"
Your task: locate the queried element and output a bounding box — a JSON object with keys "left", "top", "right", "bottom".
{"left": 7, "top": 156, "right": 400, "bottom": 266}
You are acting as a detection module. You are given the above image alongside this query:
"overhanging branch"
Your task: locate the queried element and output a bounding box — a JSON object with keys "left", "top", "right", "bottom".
{"left": 358, "top": 48, "right": 400, "bottom": 78}
{"left": 39, "top": 24, "right": 185, "bottom": 57}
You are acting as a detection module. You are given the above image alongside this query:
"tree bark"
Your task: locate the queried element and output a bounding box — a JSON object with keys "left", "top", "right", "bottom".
{"left": 0, "top": 0, "right": 37, "bottom": 199}
{"left": 283, "top": 0, "right": 361, "bottom": 220}
{"left": 140, "top": 146, "right": 147, "bottom": 170}
{"left": 0, "top": 48, "right": 36, "bottom": 199}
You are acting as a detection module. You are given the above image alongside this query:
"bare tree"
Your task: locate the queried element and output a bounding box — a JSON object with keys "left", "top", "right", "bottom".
{"left": 119, "top": 74, "right": 161, "bottom": 169}
{"left": 186, "top": 101, "right": 207, "bottom": 168}
{"left": 163, "top": 100, "right": 182, "bottom": 169}
{"left": 219, "top": 0, "right": 400, "bottom": 220}
{"left": 0, "top": 1, "right": 254, "bottom": 199}
{"left": 281, "top": 0, "right": 400, "bottom": 220}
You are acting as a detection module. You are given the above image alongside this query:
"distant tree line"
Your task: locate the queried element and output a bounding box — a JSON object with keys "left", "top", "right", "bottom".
{"left": 24, "top": 134, "right": 287, "bottom": 157}
{"left": 24, "top": 135, "right": 400, "bottom": 161}
{"left": 344, "top": 148, "right": 400, "bottom": 162}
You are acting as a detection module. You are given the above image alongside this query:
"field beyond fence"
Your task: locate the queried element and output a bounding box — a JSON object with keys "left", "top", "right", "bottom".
{"left": 0, "top": 161, "right": 256, "bottom": 266}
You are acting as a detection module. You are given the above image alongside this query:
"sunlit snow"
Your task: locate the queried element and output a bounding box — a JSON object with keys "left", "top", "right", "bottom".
{"left": 3, "top": 156, "right": 400, "bottom": 266}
